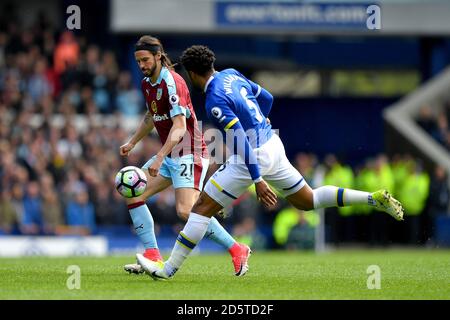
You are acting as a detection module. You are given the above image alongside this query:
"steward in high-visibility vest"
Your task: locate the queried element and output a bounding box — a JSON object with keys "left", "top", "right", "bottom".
{"left": 398, "top": 165, "right": 430, "bottom": 216}
{"left": 273, "top": 206, "right": 319, "bottom": 247}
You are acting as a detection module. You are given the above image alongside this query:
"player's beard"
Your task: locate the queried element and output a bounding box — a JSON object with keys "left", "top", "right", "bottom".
{"left": 146, "top": 64, "right": 157, "bottom": 77}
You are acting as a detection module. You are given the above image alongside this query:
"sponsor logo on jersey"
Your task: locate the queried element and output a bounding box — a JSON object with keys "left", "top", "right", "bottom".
{"left": 151, "top": 100, "right": 157, "bottom": 113}
{"left": 156, "top": 88, "right": 163, "bottom": 100}
{"left": 153, "top": 113, "right": 169, "bottom": 122}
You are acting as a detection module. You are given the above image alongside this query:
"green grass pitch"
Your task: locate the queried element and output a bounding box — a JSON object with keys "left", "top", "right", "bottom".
{"left": 0, "top": 249, "right": 448, "bottom": 300}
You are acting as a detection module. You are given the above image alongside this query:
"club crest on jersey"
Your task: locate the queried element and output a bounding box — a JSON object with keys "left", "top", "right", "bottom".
{"left": 156, "top": 88, "right": 163, "bottom": 100}
{"left": 151, "top": 100, "right": 157, "bottom": 113}
{"left": 169, "top": 94, "right": 179, "bottom": 106}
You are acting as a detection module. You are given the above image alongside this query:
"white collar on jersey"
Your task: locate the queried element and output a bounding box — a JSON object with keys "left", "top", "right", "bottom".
{"left": 204, "top": 71, "right": 218, "bottom": 93}
{"left": 146, "top": 66, "right": 167, "bottom": 86}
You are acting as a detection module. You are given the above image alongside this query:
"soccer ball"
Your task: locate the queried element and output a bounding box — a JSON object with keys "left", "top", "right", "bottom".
{"left": 115, "top": 166, "right": 147, "bottom": 198}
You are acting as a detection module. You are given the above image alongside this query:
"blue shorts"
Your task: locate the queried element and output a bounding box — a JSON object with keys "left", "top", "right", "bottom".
{"left": 142, "top": 154, "right": 209, "bottom": 190}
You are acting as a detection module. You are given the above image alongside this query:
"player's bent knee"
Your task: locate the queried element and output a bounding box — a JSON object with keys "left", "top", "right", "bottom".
{"left": 176, "top": 208, "right": 190, "bottom": 221}
{"left": 191, "top": 192, "right": 222, "bottom": 217}
{"left": 292, "top": 202, "right": 314, "bottom": 211}
{"left": 286, "top": 185, "right": 315, "bottom": 211}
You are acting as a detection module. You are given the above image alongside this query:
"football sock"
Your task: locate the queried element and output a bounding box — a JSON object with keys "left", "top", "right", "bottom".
{"left": 165, "top": 212, "right": 210, "bottom": 277}
{"left": 204, "top": 217, "right": 236, "bottom": 250}
{"left": 313, "top": 186, "right": 370, "bottom": 209}
{"left": 128, "top": 202, "right": 158, "bottom": 249}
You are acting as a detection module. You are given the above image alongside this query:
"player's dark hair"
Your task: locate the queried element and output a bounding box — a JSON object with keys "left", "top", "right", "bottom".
{"left": 135, "top": 35, "right": 173, "bottom": 69}
{"left": 180, "top": 45, "right": 215, "bottom": 76}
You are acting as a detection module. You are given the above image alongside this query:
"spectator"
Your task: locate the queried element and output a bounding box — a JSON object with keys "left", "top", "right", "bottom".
{"left": 92, "top": 63, "right": 111, "bottom": 113}
{"left": 39, "top": 172, "right": 64, "bottom": 235}
{"left": 115, "top": 71, "right": 143, "bottom": 116}
{"left": 0, "top": 189, "right": 17, "bottom": 234}
{"left": 28, "top": 57, "right": 52, "bottom": 103}
{"left": 273, "top": 206, "right": 319, "bottom": 250}
{"left": 428, "top": 165, "right": 450, "bottom": 245}
{"left": 66, "top": 187, "right": 96, "bottom": 235}
{"left": 415, "top": 103, "right": 450, "bottom": 150}
{"left": 398, "top": 161, "right": 430, "bottom": 244}
{"left": 433, "top": 112, "right": 448, "bottom": 145}
{"left": 57, "top": 124, "right": 83, "bottom": 159}
{"left": 286, "top": 214, "right": 316, "bottom": 250}
{"left": 0, "top": 32, "right": 6, "bottom": 68}
{"left": 21, "top": 181, "right": 43, "bottom": 235}
{"left": 94, "top": 183, "right": 128, "bottom": 225}
{"left": 417, "top": 105, "right": 437, "bottom": 135}
{"left": 53, "top": 31, "right": 79, "bottom": 75}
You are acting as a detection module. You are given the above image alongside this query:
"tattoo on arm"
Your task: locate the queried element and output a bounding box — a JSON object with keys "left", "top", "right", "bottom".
{"left": 144, "top": 112, "right": 152, "bottom": 124}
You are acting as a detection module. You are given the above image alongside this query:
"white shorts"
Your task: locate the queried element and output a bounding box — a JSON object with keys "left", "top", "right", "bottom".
{"left": 204, "top": 133, "right": 306, "bottom": 208}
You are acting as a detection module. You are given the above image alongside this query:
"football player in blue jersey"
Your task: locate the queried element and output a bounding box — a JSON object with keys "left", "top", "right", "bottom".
{"left": 137, "top": 45, "right": 404, "bottom": 280}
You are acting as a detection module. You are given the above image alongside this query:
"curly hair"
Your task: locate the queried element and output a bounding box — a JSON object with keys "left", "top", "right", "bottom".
{"left": 180, "top": 45, "right": 215, "bottom": 76}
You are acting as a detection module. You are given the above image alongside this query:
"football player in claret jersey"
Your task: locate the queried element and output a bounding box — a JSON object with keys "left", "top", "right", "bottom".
{"left": 137, "top": 45, "right": 405, "bottom": 280}
{"left": 120, "top": 36, "right": 250, "bottom": 275}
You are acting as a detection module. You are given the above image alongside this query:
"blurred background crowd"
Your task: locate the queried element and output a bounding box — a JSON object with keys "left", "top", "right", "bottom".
{"left": 417, "top": 104, "right": 450, "bottom": 151}
{"left": 1, "top": 1, "right": 450, "bottom": 251}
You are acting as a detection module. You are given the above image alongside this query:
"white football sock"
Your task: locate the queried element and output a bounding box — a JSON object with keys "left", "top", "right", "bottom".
{"left": 313, "top": 186, "right": 370, "bottom": 209}
{"left": 165, "top": 212, "right": 211, "bottom": 276}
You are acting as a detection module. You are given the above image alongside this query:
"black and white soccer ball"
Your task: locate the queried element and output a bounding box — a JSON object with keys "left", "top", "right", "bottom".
{"left": 114, "top": 166, "right": 147, "bottom": 198}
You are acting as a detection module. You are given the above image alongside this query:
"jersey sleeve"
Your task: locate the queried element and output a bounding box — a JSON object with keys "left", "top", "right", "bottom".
{"left": 166, "top": 73, "right": 192, "bottom": 119}
{"left": 208, "top": 102, "right": 262, "bottom": 182}
{"left": 248, "top": 79, "right": 273, "bottom": 117}
{"left": 141, "top": 79, "right": 149, "bottom": 111}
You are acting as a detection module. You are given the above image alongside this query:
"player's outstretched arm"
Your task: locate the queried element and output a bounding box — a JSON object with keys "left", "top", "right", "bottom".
{"left": 120, "top": 111, "right": 155, "bottom": 156}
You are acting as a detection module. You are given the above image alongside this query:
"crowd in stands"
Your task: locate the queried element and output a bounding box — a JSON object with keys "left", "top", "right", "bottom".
{"left": 1, "top": 24, "right": 449, "bottom": 249}
{"left": 0, "top": 22, "right": 149, "bottom": 235}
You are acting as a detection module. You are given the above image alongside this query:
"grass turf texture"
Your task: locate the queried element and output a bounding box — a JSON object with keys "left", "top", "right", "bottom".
{"left": 0, "top": 249, "right": 448, "bottom": 300}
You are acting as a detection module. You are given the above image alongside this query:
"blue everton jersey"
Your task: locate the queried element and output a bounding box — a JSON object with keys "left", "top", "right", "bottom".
{"left": 205, "top": 68, "right": 273, "bottom": 149}
{"left": 204, "top": 68, "right": 274, "bottom": 181}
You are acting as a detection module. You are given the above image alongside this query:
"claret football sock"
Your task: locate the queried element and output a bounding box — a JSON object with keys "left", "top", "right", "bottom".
{"left": 128, "top": 202, "right": 158, "bottom": 249}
